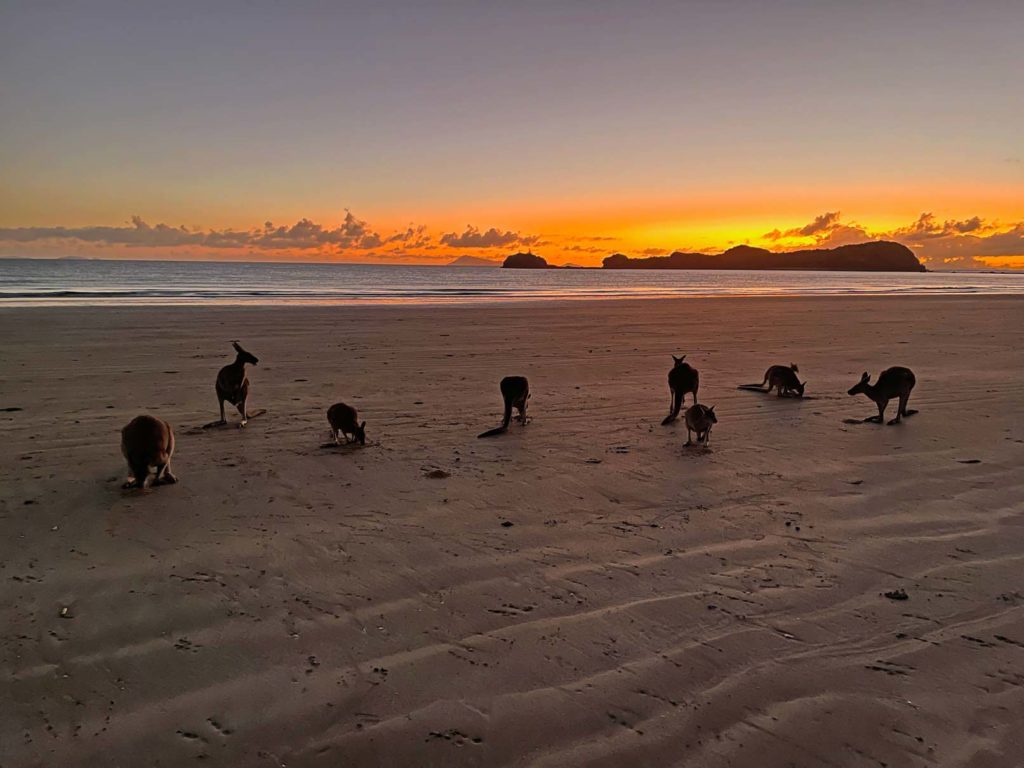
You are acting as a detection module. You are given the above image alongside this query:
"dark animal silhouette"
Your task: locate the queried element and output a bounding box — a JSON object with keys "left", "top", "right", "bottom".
{"left": 684, "top": 404, "right": 717, "bottom": 447}
{"left": 215, "top": 341, "right": 259, "bottom": 426}
{"left": 121, "top": 415, "right": 176, "bottom": 489}
{"left": 761, "top": 363, "right": 806, "bottom": 397}
{"left": 327, "top": 402, "right": 366, "bottom": 445}
{"left": 661, "top": 355, "right": 700, "bottom": 425}
{"left": 478, "top": 376, "right": 530, "bottom": 438}
{"left": 847, "top": 367, "right": 917, "bottom": 425}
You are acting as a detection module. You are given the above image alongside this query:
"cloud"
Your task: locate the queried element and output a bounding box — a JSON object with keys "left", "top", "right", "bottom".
{"left": 763, "top": 211, "right": 845, "bottom": 241}
{"left": 439, "top": 225, "right": 539, "bottom": 249}
{"left": 0, "top": 211, "right": 423, "bottom": 254}
{"left": 761, "top": 210, "right": 1024, "bottom": 268}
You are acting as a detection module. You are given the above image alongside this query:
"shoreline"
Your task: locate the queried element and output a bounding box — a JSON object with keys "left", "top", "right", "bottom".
{"left": 3, "top": 291, "right": 1024, "bottom": 312}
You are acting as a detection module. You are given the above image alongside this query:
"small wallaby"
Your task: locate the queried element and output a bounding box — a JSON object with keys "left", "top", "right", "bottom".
{"left": 327, "top": 402, "right": 366, "bottom": 445}
{"left": 478, "top": 376, "right": 530, "bottom": 438}
{"left": 121, "top": 415, "right": 176, "bottom": 489}
{"left": 215, "top": 341, "right": 259, "bottom": 426}
{"left": 761, "top": 363, "right": 806, "bottom": 397}
{"left": 684, "top": 404, "right": 717, "bottom": 447}
{"left": 661, "top": 354, "right": 699, "bottom": 425}
{"left": 847, "top": 367, "right": 917, "bottom": 425}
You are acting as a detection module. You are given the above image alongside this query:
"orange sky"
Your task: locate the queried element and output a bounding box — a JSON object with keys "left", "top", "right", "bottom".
{"left": 2, "top": 4, "right": 1023, "bottom": 269}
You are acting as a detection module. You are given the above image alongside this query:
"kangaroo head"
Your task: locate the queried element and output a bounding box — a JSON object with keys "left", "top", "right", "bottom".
{"left": 232, "top": 341, "right": 259, "bottom": 366}
{"left": 707, "top": 405, "right": 718, "bottom": 424}
{"left": 795, "top": 380, "right": 806, "bottom": 397}
{"left": 847, "top": 372, "right": 870, "bottom": 396}
{"left": 672, "top": 354, "right": 687, "bottom": 366}
{"left": 355, "top": 421, "right": 367, "bottom": 445}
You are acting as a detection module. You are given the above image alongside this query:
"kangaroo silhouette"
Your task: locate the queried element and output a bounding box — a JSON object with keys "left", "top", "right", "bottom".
{"left": 847, "top": 367, "right": 917, "bottom": 425}
{"left": 121, "top": 415, "right": 176, "bottom": 489}
{"left": 661, "top": 355, "right": 699, "bottom": 425}
{"left": 327, "top": 402, "right": 366, "bottom": 445}
{"left": 478, "top": 376, "right": 530, "bottom": 438}
{"left": 761, "top": 363, "right": 806, "bottom": 397}
{"left": 684, "top": 404, "right": 717, "bottom": 447}
{"left": 215, "top": 341, "right": 259, "bottom": 426}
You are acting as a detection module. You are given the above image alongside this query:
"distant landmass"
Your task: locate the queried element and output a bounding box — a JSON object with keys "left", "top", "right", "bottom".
{"left": 602, "top": 242, "right": 926, "bottom": 272}
{"left": 502, "top": 252, "right": 551, "bottom": 269}
{"left": 448, "top": 255, "right": 502, "bottom": 267}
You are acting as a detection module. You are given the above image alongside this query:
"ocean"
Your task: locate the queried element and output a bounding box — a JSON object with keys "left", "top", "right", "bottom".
{"left": 1, "top": 258, "right": 1022, "bottom": 307}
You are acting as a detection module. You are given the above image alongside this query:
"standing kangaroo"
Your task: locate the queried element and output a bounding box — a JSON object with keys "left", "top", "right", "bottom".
{"left": 478, "top": 376, "right": 530, "bottom": 438}
{"left": 327, "top": 402, "right": 366, "bottom": 445}
{"left": 761, "top": 364, "right": 806, "bottom": 397}
{"left": 215, "top": 341, "right": 258, "bottom": 426}
{"left": 684, "top": 404, "right": 717, "bottom": 447}
{"left": 661, "top": 355, "right": 699, "bottom": 425}
{"left": 121, "top": 415, "right": 176, "bottom": 489}
{"left": 847, "top": 367, "right": 917, "bottom": 425}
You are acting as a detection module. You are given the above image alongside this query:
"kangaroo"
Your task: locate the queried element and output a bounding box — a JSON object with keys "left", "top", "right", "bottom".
{"left": 121, "top": 415, "right": 176, "bottom": 489}
{"left": 478, "top": 376, "right": 530, "bottom": 438}
{"left": 215, "top": 341, "right": 259, "bottom": 426}
{"left": 661, "top": 354, "right": 699, "bottom": 425}
{"left": 762, "top": 363, "right": 806, "bottom": 397}
{"left": 684, "top": 404, "right": 717, "bottom": 447}
{"left": 327, "top": 402, "right": 366, "bottom": 445}
{"left": 847, "top": 367, "right": 917, "bottom": 425}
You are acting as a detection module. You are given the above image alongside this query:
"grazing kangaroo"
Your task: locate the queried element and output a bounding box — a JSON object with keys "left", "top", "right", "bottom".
{"left": 661, "top": 354, "right": 700, "bottom": 425}
{"left": 121, "top": 415, "right": 176, "bottom": 489}
{"left": 478, "top": 376, "right": 530, "bottom": 438}
{"left": 327, "top": 402, "right": 366, "bottom": 445}
{"left": 215, "top": 341, "right": 259, "bottom": 426}
{"left": 847, "top": 367, "right": 917, "bottom": 425}
{"left": 762, "top": 364, "right": 806, "bottom": 397}
{"left": 684, "top": 404, "right": 717, "bottom": 447}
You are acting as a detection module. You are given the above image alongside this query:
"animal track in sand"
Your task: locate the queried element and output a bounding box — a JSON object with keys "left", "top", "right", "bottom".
{"left": 425, "top": 729, "right": 482, "bottom": 746}
{"left": 487, "top": 602, "right": 536, "bottom": 616}
{"left": 206, "top": 718, "right": 233, "bottom": 736}
{"left": 173, "top": 636, "right": 201, "bottom": 653}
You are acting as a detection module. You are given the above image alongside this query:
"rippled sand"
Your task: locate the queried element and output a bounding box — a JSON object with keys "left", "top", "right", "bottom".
{"left": 2, "top": 296, "right": 1023, "bottom": 767}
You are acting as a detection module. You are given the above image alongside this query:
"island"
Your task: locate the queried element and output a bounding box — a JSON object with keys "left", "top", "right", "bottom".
{"left": 448, "top": 255, "right": 502, "bottom": 267}
{"left": 502, "top": 252, "right": 551, "bottom": 269}
{"left": 601, "top": 241, "right": 926, "bottom": 272}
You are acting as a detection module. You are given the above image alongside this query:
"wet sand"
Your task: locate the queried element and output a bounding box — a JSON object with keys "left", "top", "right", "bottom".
{"left": 2, "top": 296, "right": 1023, "bottom": 767}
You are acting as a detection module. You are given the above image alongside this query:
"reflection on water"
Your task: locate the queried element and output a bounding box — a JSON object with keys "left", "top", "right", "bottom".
{"left": 1, "top": 258, "right": 1022, "bottom": 307}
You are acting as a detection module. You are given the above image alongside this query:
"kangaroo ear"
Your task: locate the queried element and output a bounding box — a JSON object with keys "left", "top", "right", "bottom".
{"left": 709, "top": 405, "right": 716, "bottom": 412}
{"left": 861, "top": 372, "right": 870, "bottom": 382}
{"left": 232, "top": 341, "right": 242, "bottom": 353}
{"left": 360, "top": 421, "right": 366, "bottom": 429}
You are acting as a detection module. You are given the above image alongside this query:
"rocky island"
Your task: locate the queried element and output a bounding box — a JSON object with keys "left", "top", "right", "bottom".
{"left": 602, "top": 241, "right": 926, "bottom": 271}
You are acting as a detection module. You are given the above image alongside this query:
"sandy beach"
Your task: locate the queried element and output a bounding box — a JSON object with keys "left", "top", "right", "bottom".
{"left": 2, "top": 295, "right": 1023, "bottom": 768}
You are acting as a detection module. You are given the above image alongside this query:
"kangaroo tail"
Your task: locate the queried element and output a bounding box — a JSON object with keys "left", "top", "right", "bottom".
{"left": 479, "top": 396, "right": 514, "bottom": 438}
{"left": 661, "top": 390, "right": 681, "bottom": 425}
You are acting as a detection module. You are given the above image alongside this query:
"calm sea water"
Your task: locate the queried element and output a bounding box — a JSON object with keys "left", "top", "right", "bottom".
{"left": 1, "top": 258, "right": 1022, "bottom": 307}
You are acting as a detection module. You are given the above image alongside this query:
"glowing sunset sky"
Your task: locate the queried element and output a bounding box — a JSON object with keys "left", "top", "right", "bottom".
{"left": 1, "top": 2, "right": 1023, "bottom": 267}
